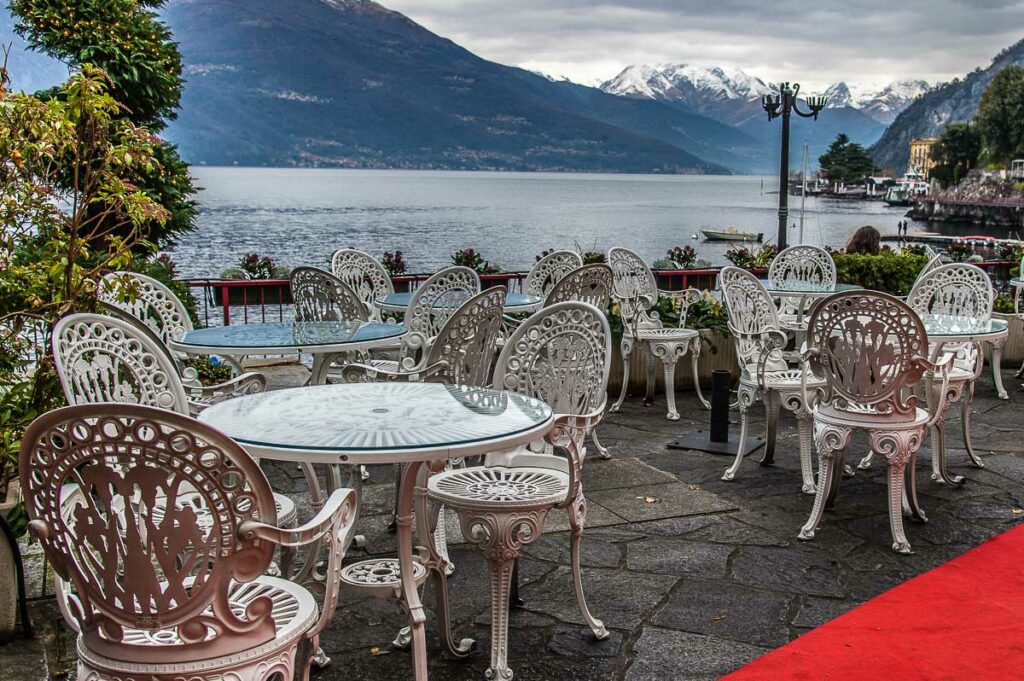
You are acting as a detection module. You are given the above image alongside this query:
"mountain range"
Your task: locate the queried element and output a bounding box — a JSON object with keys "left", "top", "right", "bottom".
{"left": 869, "top": 39, "right": 1024, "bottom": 171}
{"left": 600, "top": 64, "right": 928, "bottom": 126}
{"left": 0, "top": 0, "right": 1018, "bottom": 175}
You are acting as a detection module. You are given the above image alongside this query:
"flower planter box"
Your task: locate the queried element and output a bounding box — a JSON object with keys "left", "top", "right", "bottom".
{"left": 607, "top": 330, "right": 736, "bottom": 393}
{"left": 210, "top": 280, "right": 292, "bottom": 307}
{"left": 992, "top": 312, "right": 1024, "bottom": 364}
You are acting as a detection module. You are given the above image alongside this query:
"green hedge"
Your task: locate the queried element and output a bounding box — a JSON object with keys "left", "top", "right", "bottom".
{"left": 832, "top": 251, "right": 929, "bottom": 297}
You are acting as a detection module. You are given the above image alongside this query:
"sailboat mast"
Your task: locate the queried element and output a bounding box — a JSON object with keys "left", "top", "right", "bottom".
{"left": 799, "top": 143, "right": 808, "bottom": 244}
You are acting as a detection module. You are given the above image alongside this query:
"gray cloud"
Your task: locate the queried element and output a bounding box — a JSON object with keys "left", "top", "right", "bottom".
{"left": 383, "top": 0, "right": 1024, "bottom": 89}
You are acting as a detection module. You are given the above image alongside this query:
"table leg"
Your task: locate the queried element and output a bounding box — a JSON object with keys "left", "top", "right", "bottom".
{"left": 397, "top": 461, "right": 430, "bottom": 681}
{"left": 989, "top": 338, "right": 1009, "bottom": 400}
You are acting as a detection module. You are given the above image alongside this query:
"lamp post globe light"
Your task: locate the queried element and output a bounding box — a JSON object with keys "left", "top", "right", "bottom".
{"left": 761, "top": 82, "right": 828, "bottom": 249}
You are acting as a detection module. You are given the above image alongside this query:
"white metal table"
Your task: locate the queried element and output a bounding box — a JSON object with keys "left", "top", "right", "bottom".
{"left": 377, "top": 290, "right": 543, "bottom": 315}
{"left": 760, "top": 280, "right": 862, "bottom": 328}
{"left": 170, "top": 320, "right": 407, "bottom": 385}
{"left": 199, "top": 382, "right": 554, "bottom": 681}
{"left": 926, "top": 312, "right": 1012, "bottom": 401}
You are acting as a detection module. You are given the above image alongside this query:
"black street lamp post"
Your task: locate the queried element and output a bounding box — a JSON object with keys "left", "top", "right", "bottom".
{"left": 761, "top": 82, "right": 827, "bottom": 250}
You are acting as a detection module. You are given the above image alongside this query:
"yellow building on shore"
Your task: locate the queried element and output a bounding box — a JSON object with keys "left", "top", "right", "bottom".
{"left": 909, "top": 138, "right": 938, "bottom": 175}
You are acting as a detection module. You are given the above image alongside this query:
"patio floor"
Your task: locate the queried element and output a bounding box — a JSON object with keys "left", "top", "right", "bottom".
{"left": 6, "top": 363, "right": 1024, "bottom": 681}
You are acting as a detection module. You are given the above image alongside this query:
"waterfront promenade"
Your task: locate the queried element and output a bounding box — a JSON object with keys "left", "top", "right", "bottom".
{"left": 9, "top": 364, "right": 1023, "bottom": 681}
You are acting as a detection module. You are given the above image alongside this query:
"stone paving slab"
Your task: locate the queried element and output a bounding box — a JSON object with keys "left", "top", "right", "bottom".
{"left": 6, "top": 367, "right": 1024, "bottom": 681}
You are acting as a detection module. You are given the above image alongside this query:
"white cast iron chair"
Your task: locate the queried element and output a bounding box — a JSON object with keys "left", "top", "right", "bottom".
{"left": 427, "top": 301, "right": 612, "bottom": 680}
{"left": 525, "top": 250, "right": 584, "bottom": 298}
{"left": 289, "top": 266, "right": 370, "bottom": 381}
{"left": 608, "top": 247, "right": 707, "bottom": 419}
{"left": 906, "top": 263, "right": 994, "bottom": 484}
{"left": 767, "top": 244, "right": 836, "bottom": 336}
{"left": 719, "top": 267, "right": 825, "bottom": 493}
{"left": 21, "top": 403, "right": 357, "bottom": 681}
{"left": 330, "top": 248, "right": 396, "bottom": 322}
{"left": 797, "top": 291, "right": 952, "bottom": 554}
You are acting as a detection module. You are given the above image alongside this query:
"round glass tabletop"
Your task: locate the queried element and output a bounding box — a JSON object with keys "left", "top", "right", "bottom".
{"left": 171, "top": 321, "right": 407, "bottom": 354}
{"left": 761, "top": 281, "right": 862, "bottom": 295}
{"left": 377, "top": 291, "right": 542, "bottom": 312}
{"left": 1010, "top": 278, "right": 1024, "bottom": 288}
{"left": 921, "top": 314, "right": 1009, "bottom": 339}
{"left": 199, "top": 382, "right": 553, "bottom": 463}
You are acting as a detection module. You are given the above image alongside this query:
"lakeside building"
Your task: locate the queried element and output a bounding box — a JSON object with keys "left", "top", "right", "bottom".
{"left": 909, "top": 137, "right": 938, "bottom": 176}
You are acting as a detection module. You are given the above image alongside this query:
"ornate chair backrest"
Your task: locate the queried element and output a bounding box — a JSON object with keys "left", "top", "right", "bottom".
{"left": 544, "top": 264, "right": 614, "bottom": 310}
{"left": 99, "top": 272, "right": 194, "bottom": 350}
{"left": 290, "top": 266, "right": 369, "bottom": 323}
{"left": 21, "top": 404, "right": 277, "bottom": 662}
{"left": 805, "top": 291, "right": 928, "bottom": 417}
{"left": 916, "top": 253, "right": 944, "bottom": 281}
{"left": 907, "top": 263, "right": 992, "bottom": 373}
{"left": 907, "top": 263, "right": 993, "bottom": 321}
{"left": 403, "top": 266, "right": 481, "bottom": 349}
{"left": 768, "top": 245, "right": 836, "bottom": 290}
{"left": 525, "top": 250, "right": 584, "bottom": 298}
{"left": 53, "top": 313, "right": 189, "bottom": 414}
{"left": 330, "top": 248, "right": 395, "bottom": 321}
{"left": 608, "top": 247, "right": 658, "bottom": 329}
{"left": 493, "top": 301, "right": 611, "bottom": 419}
{"left": 97, "top": 301, "right": 185, "bottom": 373}
{"left": 719, "top": 267, "right": 787, "bottom": 378}
{"left": 426, "top": 287, "right": 507, "bottom": 387}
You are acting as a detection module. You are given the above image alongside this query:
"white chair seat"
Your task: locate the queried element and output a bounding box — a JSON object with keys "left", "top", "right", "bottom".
{"left": 428, "top": 466, "right": 569, "bottom": 510}
{"left": 78, "top": 576, "right": 317, "bottom": 669}
{"left": 815, "top": 403, "right": 930, "bottom": 429}
{"left": 740, "top": 367, "right": 827, "bottom": 390}
{"left": 340, "top": 557, "right": 430, "bottom": 596}
{"left": 635, "top": 327, "right": 698, "bottom": 341}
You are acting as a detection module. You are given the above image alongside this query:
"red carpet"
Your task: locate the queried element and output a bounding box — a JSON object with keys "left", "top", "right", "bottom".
{"left": 724, "top": 524, "right": 1024, "bottom": 680}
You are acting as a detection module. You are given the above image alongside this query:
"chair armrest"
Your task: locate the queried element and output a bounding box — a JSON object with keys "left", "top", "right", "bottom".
{"left": 755, "top": 330, "right": 789, "bottom": 387}
{"left": 180, "top": 365, "right": 202, "bottom": 388}
{"left": 337, "top": 360, "right": 448, "bottom": 383}
{"left": 186, "top": 372, "right": 266, "bottom": 414}
{"left": 916, "top": 352, "right": 955, "bottom": 428}
{"left": 799, "top": 345, "right": 821, "bottom": 413}
{"left": 548, "top": 402, "right": 606, "bottom": 509}
{"left": 239, "top": 488, "right": 359, "bottom": 639}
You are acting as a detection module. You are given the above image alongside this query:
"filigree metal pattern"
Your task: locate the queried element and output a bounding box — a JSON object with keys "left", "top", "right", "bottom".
{"left": 907, "top": 263, "right": 993, "bottom": 322}
{"left": 290, "top": 266, "right": 368, "bottom": 323}
{"left": 543, "top": 264, "right": 614, "bottom": 309}
{"left": 525, "top": 250, "right": 584, "bottom": 297}
{"left": 330, "top": 248, "right": 395, "bottom": 321}
{"left": 400, "top": 266, "right": 480, "bottom": 359}
{"left": 431, "top": 467, "right": 568, "bottom": 505}
{"left": 53, "top": 315, "right": 188, "bottom": 412}
{"left": 99, "top": 271, "right": 193, "bottom": 349}
{"left": 494, "top": 302, "right": 610, "bottom": 419}
{"left": 21, "top": 405, "right": 277, "bottom": 660}
{"left": 807, "top": 291, "right": 926, "bottom": 415}
{"left": 428, "top": 287, "right": 506, "bottom": 386}
{"left": 768, "top": 244, "right": 836, "bottom": 290}
{"left": 608, "top": 247, "right": 658, "bottom": 314}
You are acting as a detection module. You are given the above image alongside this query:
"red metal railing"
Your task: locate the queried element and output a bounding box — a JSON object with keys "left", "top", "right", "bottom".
{"left": 185, "top": 261, "right": 1017, "bottom": 326}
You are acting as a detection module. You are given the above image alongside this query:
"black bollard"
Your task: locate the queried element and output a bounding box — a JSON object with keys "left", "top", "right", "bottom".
{"left": 709, "top": 369, "right": 731, "bottom": 443}
{"left": 666, "top": 370, "right": 763, "bottom": 456}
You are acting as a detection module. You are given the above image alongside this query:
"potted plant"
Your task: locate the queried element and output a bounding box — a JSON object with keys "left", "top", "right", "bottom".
{"left": 451, "top": 248, "right": 509, "bottom": 289}
{"left": 214, "top": 252, "right": 292, "bottom": 307}
{"left": 992, "top": 293, "right": 1024, "bottom": 366}
{"left": 380, "top": 251, "right": 411, "bottom": 292}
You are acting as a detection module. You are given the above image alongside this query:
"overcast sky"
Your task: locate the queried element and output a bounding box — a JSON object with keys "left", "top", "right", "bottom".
{"left": 384, "top": 0, "right": 1024, "bottom": 90}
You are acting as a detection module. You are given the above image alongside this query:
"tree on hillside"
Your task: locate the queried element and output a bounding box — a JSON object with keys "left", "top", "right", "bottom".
{"left": 11, "top": 0, "right": 197, "bottom": 249}
{"left": 818, "top": 134, "right": 875, "bottom": 184}
{"left": 930, "top": 122, "right": 981, "bottom": 187}
{"left": 975, "top": 65, "right": 1024, "bottom": 168}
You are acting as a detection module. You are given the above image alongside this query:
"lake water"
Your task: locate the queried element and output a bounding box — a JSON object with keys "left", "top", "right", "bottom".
{"left": 171, "top": 168, "right": 917, "bottom": 279}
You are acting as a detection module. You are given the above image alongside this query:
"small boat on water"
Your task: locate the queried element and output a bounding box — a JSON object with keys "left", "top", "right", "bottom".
{"left": 884, "top": 171, "right": 929, "bottom": 207}
{"left": 701, "top": 226, "right": 763, "bottom": 242}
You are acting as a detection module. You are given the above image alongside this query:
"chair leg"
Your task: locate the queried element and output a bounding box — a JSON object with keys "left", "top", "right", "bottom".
{"left": 760, "top": 390, "right": 780, "bottom": 466}
{"left": 877, "top": 431, "right": 919, "bottom": 554}
{"left": 644, "top": 348, "right": 657, "bottom": 408}
{"left": 723, "top": 385, "right": 754, "bottom": 481}
{"left": 568, "top": 494, "right": 609, "bottom": 640}
{"left": 796, "top": 411, "right": 816, "bottom": 494}
{"left": 660, "top": 355, "right": 680, "bottom": 420}
{"left": 591, "top": 429, "right": 611, "bottom": 460}
{"left": 930, "top": 414, "right": 963, "bottom": 485}
{"left": 456, "top": 510, "right": 548, "bottom": 681}
{"left": 990, "top": 340, "right": 1009, "bottom": 400}
{"left": 799, "top": 424, "right": 851, "bottom": 542}
{"left": 689, "top": 340, "right": 710, "bottom": 410}
{"left": 610, "top": 338, "right": 633, "bottom": 413}
{"left": 962, "top": 382, "right": 983, "bottom": 468}
{"left": 903, "top": 450, "right": 928, "bottom": 523}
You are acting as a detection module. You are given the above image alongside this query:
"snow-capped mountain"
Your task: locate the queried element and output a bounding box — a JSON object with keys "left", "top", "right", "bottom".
{"left": 824, "top": 80, "right": 931, "bottom": 124}
{"left": 601, "top": 64, "right": 930, "bottom": 126}
{"left": 602, "top": 63, "right": 771, "bottom": 104}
